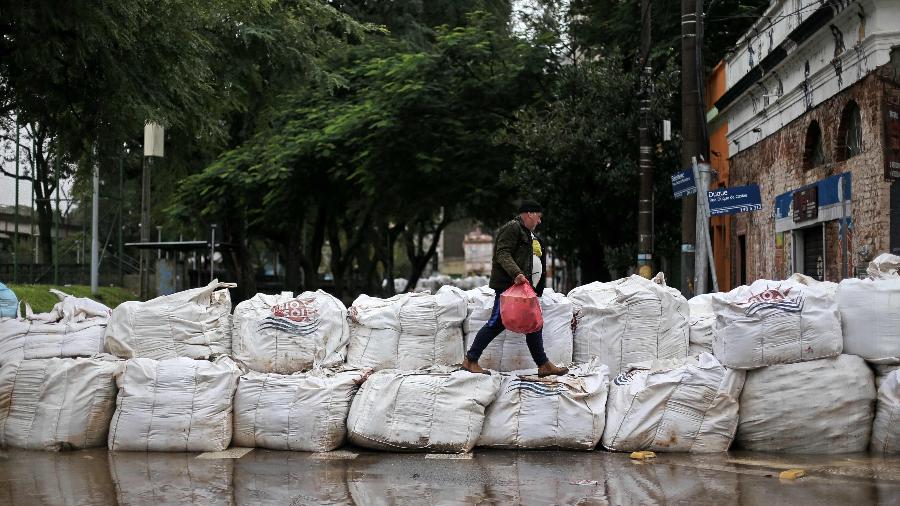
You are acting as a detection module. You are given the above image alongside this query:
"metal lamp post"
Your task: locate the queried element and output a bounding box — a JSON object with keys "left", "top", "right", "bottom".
{"left": 140, "top": 123, "right": 164, "bottom": 300}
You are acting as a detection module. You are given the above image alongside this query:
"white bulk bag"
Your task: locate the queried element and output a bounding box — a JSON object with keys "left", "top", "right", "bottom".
{"left": 478, "top": 360, "right": 609, "bottom": 449}
{"left": 687, "top": 294, "right": 715, "bottom": 356}
{"left": 232, "top": 368, "right": 368, "bottom": 452}
{"left": 347, "top": 367, "right": 501, "bottom": 452}
{"left": 569, "top": 274, "right": 689, "bottom": 374}
{"left": 871, "top": 370, "right": 900, "bottom": 453}
{"left": 711, "top": 277, "right": 842, "bottom": 369}
{"left": 463, "top": 287, "right": 573, "bottom": 371}
{"left": 867, "top": 253, "right": 900, "bottom": 279}
{"left": 232, "top": 290, "right": 349, "bottom": 373}
{"left": 347, "top": 287, "right": 466, "bottom": 371}
{"left": 873, "top": 363, "right": 900, "bottom": 389}
{"left": 602, "top": 353, "right": 745, "bottom": 453}
{"left": 108, "top": 356, "right": 241, "bottom": 452}
{"left": 837, "top": 278, "right": 900, "bottom": 364}
{"left": 735, "top": 354, "right": 875, "bottom": 453}
{"left": 0, "top": 290, "right": 110, "bottom": 366}
{"left": 0, "top": 357, "right": 121, "bottom": 450}
{"left": 104, "top": 280, "right": 234, "bottom": 360}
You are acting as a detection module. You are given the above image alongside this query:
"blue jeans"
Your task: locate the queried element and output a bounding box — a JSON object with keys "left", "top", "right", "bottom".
{"left": 465, "top": 294, "right": 548, "bottom": 366}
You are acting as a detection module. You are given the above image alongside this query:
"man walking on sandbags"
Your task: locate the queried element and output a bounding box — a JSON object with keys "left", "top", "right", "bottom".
{"left": 462, "top": 200, "right": 569, "bottom": 377}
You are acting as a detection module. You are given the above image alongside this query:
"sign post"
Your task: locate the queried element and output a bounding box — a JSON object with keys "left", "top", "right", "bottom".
{"left": 692, "top": 159, "right": 718, "bottom": 294}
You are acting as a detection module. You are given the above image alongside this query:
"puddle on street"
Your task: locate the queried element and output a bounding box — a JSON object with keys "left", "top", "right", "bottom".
{"left": 0, "top": 448, "right": 899, "bottom": 505}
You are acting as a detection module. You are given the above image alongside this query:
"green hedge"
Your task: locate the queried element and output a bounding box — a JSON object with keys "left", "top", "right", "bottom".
{"left": 7, "top": 284, "right": 138, "bottom": 314}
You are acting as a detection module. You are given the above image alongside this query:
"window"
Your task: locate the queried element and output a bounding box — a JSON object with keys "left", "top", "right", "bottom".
{"left": 836, "top": 101, "right": 863, "bottom": 161}
{"left": 803, "top": 121, "right": 825, "bottom": 170}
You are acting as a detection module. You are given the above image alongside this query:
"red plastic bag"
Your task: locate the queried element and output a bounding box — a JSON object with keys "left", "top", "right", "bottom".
{"left": 500, "top": 283, "right": 543, "bottom": 334}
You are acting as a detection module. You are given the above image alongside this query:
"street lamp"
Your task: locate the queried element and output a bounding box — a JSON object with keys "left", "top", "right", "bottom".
{"left": 140, "top": 122, "right": 164, "bottom": 300}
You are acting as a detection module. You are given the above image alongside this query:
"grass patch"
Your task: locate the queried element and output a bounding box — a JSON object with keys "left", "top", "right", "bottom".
{"left": 7, "top": 284, "right": 138, "bottom": 314}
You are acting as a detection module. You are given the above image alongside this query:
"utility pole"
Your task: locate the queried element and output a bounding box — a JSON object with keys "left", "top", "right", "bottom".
{"left": 637, "top": 0, "right": 654, "bottom": 279}
{"left": 680, "top": 0, "right": 702, "bottom": 297}
{"left": 118, "top": 155, "right": 124, "bottom": 286}
{"left": 54, "top": 146, "right": 60, "bottom": 286}
{"left": 13, "top": 120, "right": 19, "bottom": 284}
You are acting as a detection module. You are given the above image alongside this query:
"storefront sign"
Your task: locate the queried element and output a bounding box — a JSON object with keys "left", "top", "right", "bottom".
{"left": 792, "top": 186, "right": 818, "bottom": 222}
{"left": 671, "top": 169, "right": 697, "bottom": 199}
{"left": 885, "top": 101, "right": 900, "bottom": 181}
{"left": 708, "top": 184, "right": 762, "bottom": 216}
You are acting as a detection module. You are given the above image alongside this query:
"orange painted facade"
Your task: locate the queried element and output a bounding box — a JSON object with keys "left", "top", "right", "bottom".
{"left": 706, "top": 61, "right": 733, "bottom": 291}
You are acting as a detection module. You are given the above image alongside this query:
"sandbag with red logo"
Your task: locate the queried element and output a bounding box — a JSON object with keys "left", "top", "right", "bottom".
{"left": 500, "top": 283, "right": 543, "bottom": 334}
{"left": 710, "top": 277, "right": 842, "bottom": 369}
{"left": 232, "top": 290, "right": 350, "bottom": 374}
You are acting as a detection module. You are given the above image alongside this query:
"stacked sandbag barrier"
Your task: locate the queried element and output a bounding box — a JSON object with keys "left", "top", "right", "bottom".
{"left": 108, "top": 356, "right": 241, "bottom": 452}
{"left": 346, "top": 286, "right": 466, "bottom": 371}
{"left": 871, "top": 369, "right": 899, "bottom": 453}
{"left": 0, "top": 290, "right": 111, "bottom": 366}
{"left": 602, "top": 353, "right": 745, "bottom": 453}
{"left": 477, "top": 359, "right": 608, "bottom": 450}
{"left": 710, "top": 276, "right": 842, "bottom": 369}
{"left": 232, "top": 368, "right": 369, "bottom": 452}
{"left": 734, "top": 354, "right": 875, "bottom": 453}
{"left": 568, "top": 274, "right": 689, "bottom": 375}
{"left": 686, "top": 294, "right": 715, "bottom": 356}
{"left": 104, "top": 280, "right": 235, "bottom": 360}
{"left": 231, "top": 290, "right": 350, "bottom": 373}
{"left": 463, "top": 286, "right": 573, "bottom": 371}
{"left": 347, "top": 367, "right": 501, "bottom": 452}
{"left": 0, "top": 356, "right": 122, "bottom": 450}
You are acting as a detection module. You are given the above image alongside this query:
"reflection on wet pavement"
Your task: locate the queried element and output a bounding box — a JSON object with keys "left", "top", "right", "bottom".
{"left": 1, "top": 448, "right": 899, "bottom": 505}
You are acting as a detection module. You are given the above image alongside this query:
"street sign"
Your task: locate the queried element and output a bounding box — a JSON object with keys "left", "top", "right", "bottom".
{"left": 884, "top": 100, "right": 900, "bottom": 181}
{"left": 671, "top": 169, "right": 697, "bottom": 199}
{"left": 707, "top": 184, "right": 762, "bottom": 216}
{"left": 792, "top": 186, "right": 818, "bottom": 222}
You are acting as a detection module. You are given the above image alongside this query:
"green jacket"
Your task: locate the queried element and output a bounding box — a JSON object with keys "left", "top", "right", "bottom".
{"left": 489, "top": 217, "right": 546, "bottom": 295}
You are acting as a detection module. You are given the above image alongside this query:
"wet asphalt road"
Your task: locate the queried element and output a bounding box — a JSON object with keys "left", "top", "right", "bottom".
{"left": 1, "top": 447, "right": 899, "bottom": 505}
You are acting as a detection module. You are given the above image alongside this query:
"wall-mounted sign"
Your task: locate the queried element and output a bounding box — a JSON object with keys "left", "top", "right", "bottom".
{"left": 671, "top": 169, "right": 697, "bottom": 199}
{"left": 708, "top": 184, "right": 762, "bottom": 216}
{"left": 885, "top": 101, "right": 900, "bottom": 181}
{"left": 792, "top": 186, "right": 818, "bottom": 222}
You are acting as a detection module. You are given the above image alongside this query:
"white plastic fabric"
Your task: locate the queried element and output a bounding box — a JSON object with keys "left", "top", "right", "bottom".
{"left": 568, "top": 274, "right": 689, "bottom": 375}
{"left": 871, "top": 370, "right": 900, "bottom": 453}
{"left": 346, "top": 286, "right": 466, "bottom": 370}
{"left": 873, "top": 363, "right": 900, "bottom": 389}
{"left": 233, "top": 368, "right": 368, "bottom": 451}
{"left": 0, "top": 356, "right": 121, "bottom": 450}
{"left": 463, "top": 287, "right": 573, "bottom": 371}
{"left": 478, "top": 360, "right": 609, "bottom": 449}
{"left": 104, "top": 280, "right": 234, "bottom": 360}
{"left": 867, "top": 253, "right": 900, "bottom": 279}
{"left": 108, "top": 356, "right": 241, "bottom": 452}
{"left": 602, "top": 353, "right": 745, "bottom": 453}
{"left": 735, "top": 354, "right": 875, "bottom": 453}
{"left": 837, "top": 278, "right": 900, "bottom": 364}
{"left": 0, "top": 290, "right": 110, "bottom": 366}
{"left": 687, "top": 294, "right": 715, "bottom": 356}
{"left": 347, "top": 367, "right": 501, "bottom": 452}
{"left": 231, "top": 290, "right": 350, "bottom": 373}
{"left": 710, "top": 277, "right": 842, "bottom": 369}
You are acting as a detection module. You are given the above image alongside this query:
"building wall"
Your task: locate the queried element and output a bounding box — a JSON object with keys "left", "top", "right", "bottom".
{"left": 728, "top": 69, "right": 894, "bottom": 283}
{"left": 707, "top": 61, "right": 733, "bottom": 291}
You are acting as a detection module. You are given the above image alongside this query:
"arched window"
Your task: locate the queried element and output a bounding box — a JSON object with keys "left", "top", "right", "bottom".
{"left": 803, "top": 121, "right": 825, "bottom": 170}
{"left": 836, "top": 101, "right": 863, "bottom": 161}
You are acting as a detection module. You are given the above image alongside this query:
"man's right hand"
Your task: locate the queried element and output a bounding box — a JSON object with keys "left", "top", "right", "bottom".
{"left": 514, "top": 273, "right": 528, "bottom": 285}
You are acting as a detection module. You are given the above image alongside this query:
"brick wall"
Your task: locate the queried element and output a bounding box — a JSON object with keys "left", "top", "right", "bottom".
{"left": 727, "top": 70, "right": 897, "bottom": 284}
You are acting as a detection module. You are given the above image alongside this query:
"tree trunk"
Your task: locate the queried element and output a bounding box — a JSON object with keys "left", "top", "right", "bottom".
{"left": 403, "top": 217, "right": 450, "bottom": 292}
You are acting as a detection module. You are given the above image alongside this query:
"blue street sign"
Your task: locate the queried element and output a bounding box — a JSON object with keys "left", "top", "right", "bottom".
{"left": 671, "top": 170, "right": 697, "bottom": 199}
{"left": 708, "top": 184, "right": 762, "bottom": 216}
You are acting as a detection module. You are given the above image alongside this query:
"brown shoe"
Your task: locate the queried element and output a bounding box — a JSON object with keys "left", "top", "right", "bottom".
{"left": 461, "top": 357, "right": 487, "bottom": 374}
{"left": 537, "top": 361, "right": 569, "bottom": 377}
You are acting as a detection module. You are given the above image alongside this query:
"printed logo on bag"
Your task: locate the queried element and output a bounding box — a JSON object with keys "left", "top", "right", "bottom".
{"left": 508, "top": 378, "right": 563, "bottom": 397}
{"left": 613, "top": 369, "right": 640, "bottom": 386}
{"left": 740, "top": 286, "right": 804, "bottom": 316}
{"left": 258, "top": 297, "right": 320, "bottom": 336}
